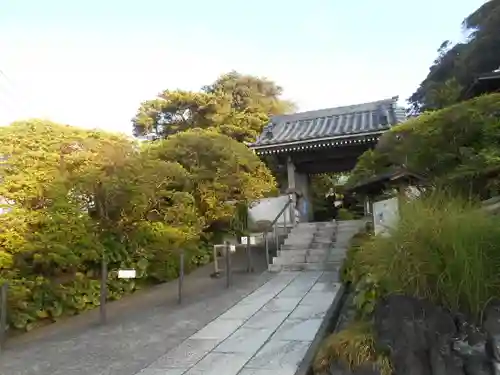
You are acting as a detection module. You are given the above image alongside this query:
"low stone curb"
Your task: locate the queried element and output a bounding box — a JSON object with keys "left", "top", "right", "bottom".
{"left": 295, "top": 283, "right": 348, "bottom": 375}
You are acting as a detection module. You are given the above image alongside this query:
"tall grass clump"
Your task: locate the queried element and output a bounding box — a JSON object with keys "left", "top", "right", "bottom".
{"left": 357, "top": 191, "right": 500, "bottom": 319}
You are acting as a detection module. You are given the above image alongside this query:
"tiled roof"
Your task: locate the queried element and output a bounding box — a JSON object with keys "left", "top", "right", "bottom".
{"left": 251, "top": 97, "right": 406, "bottom": 148}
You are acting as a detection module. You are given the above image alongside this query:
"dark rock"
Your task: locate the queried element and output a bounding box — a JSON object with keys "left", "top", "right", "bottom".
{"left": 373, "top": 295, "right": 493, "bottom": 375}
{"left": 463, "top": 359, "right": 492, "bottom": 375}
{"left": 484, "top": 300, "right": 500, "bottom": 335}
{"left": 429, "top": 343, "right": 464, "bottom": 375}
{"left": 374, "top": 295, "right": 459, "bottom": 375}
{"left": 484, "top": 301, "right": 500, "bottom": 365}
{"left": 487, "top": 334, "right": 500, "bottom": 362}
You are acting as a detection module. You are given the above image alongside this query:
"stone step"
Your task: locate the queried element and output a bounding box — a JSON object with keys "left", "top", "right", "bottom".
{"left": 273, "top": 255, "right": 306, "bottom": 265}
{"left": 305, "top": 253, "right": 328, "bottom": 263}
{"left": 283, "top": 241, "right": 313, "bottom": 248}
{"left": 270, "top": 262, "right": 342, "bottom": 272}
{"left": 286, "top": 233, "right": 315, "bottom": 240}
{"left": 280, "top": 244, "right": 308, "bottom": 251}
{"left": 288, "top": 229, "right": 316, "bottom": 234}
{"left": 313, "top": 233, "right": 336, "bottom": 239}
{"left": 296, "top": 223, "right": 320, "bottom": 228}
{"left": 311, "top": 237, "right": 334, "bottom": 243}
{"left": 284, "top": 242, "right": 314, "bottom": 247}
{"left": 278, "top": 249, "right": 329, "bottom": 258}
{"left": 309, "top": 242, "right": 332, "bottom": 250}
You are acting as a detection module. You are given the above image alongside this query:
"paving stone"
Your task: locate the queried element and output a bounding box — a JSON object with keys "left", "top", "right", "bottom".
{"left": 271, "top": 318, "right": 323, "bottom": 341}
{"left": 150, "top": 338, "right": 219, "bottom": 369}
{"left": 310, "top": 281, "right": 341, "bottom": 293}
{"left": 214, "top": 327, "right": 274, "bottom": 354}
{"left": 190, "top": 318, "right": 245, "bottom": 340}
{"left": 219, "top": 301, "right": 266, "bottom": 320}
{"left": 244, "top": 340, "right": 311, "bottom": 370}
{"left": 261, "top": 297, "right": 302, "bottom": 312}
{"left": 288, "top": 303, "right": 329, "bottom": 320}
{"left": 238, "top": 293, "right": 276, "bottom": 307}
{"left": 183, "top": 352, "right": 251, "bottom": 375}
{"left": 137, "top": 369, "right": 186, "bottom": 375}
{"left": 243, "top": 311, "right": 290, "bottom": 330}
{"left": 301, "top": 290, "right": 338, "bottom": 306}
{"left": 276, "top": 285, "right": 311, "bottom": 298}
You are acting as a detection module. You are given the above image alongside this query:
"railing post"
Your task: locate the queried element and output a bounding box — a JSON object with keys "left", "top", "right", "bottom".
{"left": 225, "top": 241, "right": 232, "bottom": 288}
{"left": 211, "top": 245, "right": 220, "bottom": 278}
{"left": 284, "top": 210, "right": 287, "bottom": 236}
{"left": 100, "top": 254, "right": 107, "bottom": 325}
{"left": 0, "top": 282, "right": 7, "bottom": 352}
{"left": 246, "top": 240, "right": 254, "bottom": 273}
{"left": 288, "top": 195, "right": 295, "bottom": 228}
{"left": 274, "top": 221, "right": 279, "bottom": 253}
{"left": 178, "top": 251, "right": 184, "bottom": 304}
{"left": 264, "top": 232, "right": 269, "bottom": 266}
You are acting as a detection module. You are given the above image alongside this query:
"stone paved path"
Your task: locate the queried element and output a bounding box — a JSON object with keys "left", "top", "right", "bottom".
{"left": 0, "top": 250, "right": 275, "bottom": 375}
{"left": 138, "top": 270, "right": 341, "bottom": 375}
{"left": 0, "top": 239, "right": 346, "bottom": 375}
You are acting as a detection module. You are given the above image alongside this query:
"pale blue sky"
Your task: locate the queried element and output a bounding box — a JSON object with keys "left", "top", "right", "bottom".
{"left": 0, "top": 0, "right": 485, "bottom": 135}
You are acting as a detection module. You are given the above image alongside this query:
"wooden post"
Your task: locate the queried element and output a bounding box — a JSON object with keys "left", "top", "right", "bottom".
{"left": 100, "top": 254, "right": 107, "bottom": 325}
{"left": 225, "top": 242, "right": 231, "bottom": 288}
{"left": 178, "top": 251, "right": 184, "bottom": 304}
{"left": 274, "top": 223, "right": 279, "bottom": 253}
{"left": 264, "top": 233, "right": 269, "bottom": 266}
{"left": 246, "top": 240, "right": 254, "bottom": 273}
{"left": 0, "top": 283, "right": 7, "bottom": 351}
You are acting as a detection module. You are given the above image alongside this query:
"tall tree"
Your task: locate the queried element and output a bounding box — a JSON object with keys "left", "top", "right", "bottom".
{"left": 202, "top": 71, "right": 295, "bottom": 116}
{"left": 143, "top": 128, "right": 277, "bottom": 229}
{"left": 408, "top": 0, "right": 500, "bottom": 114}
{"left": 132, "top": 71, "right": 293, "bottom": 142}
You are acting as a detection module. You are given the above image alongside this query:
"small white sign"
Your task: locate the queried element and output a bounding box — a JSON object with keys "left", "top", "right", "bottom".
{"left": 241, "top": 236, "right": 248, "bottom": 245}
{"left": 249, "top": 236, "right": 256, "bottom": 245}
{"left": 229, "top": 245, "right": 236, "bottom": 253}
{"left": 118, "top": 269, "right": 137, "bottom": 279}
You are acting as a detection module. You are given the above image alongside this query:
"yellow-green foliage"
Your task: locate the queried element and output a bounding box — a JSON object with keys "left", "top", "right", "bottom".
{"left": 313, "top": 321, "right": 392, "bottom": 375}
{"left": 340, "top": 231, "right": 371, "bottom": 284}
{"left": 0, "top": 120, "right": 275, "bottom": 331}
{"left": 356, "top": 191, "right": 500, "bottom": 319}
{"left": 144, "top": 128, "right": 276, "bottom": 228}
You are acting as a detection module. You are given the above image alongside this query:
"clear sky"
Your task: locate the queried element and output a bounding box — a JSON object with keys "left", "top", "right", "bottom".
{"left": 0, "top": 0, "right": 486, "bottom": 135}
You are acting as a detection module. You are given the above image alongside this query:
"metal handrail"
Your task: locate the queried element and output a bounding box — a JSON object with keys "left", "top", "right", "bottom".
{"left": 263, "top": 196, "right": 296, "bottom": 265}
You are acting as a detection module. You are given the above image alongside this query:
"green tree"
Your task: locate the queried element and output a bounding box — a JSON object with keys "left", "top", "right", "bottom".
{"left": 408, "top": 0, "right": 500, "bottom": 114}
{"left": 132, "top": 90, "right": 223, "bottom": 139}
{"left": 0, "top": 119, "right": 203, "bottom": 330}
{"left": 202, "top": 71, "right": 295, "bottom": 116}
{"left": 348, "top": 94, "right": 500, "bottom": 198}
{"left": 132, "top": 71, "right": 293, "bottom": 142}
{"left": 144, "top": 128, "right": 277, "bottom": 229}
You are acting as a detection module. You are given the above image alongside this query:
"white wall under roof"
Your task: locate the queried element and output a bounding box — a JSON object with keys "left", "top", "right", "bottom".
{"left": 249, "top": 195, "right": 293, "bottom": 225}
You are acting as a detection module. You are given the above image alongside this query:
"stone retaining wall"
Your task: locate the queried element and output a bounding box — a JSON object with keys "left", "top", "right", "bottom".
{"left": 326, "top": 295, "right": 500, "bottom": 375}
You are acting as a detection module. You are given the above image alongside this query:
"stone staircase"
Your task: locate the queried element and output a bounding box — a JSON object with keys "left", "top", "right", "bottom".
{"left": 269, "top": 220, "right": 366, "bottom": 272}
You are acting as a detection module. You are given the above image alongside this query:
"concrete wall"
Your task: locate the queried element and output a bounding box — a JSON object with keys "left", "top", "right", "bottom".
{"left": 248, "top": 195, "right": 293, "bottom": 226}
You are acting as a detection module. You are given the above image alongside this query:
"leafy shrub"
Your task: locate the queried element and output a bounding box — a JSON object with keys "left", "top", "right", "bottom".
{"left": 337, "top": 208, "right": 355, "bottom": 220}
{"left": 313, "top": 321, "right": 392, "bottom": 375}
{"left": 348, "top": 93, "right": 500, "bottom": 198}
{"left": 356, "top": 191, "right": 500, "bottom": 319}
{"left": 340, "top": 232, "right": 371, "bottom": 284}
{"left": 352, "top": 275, "right": 385, "bottom": 319}
{"left": 340, "top": 231, "right": 385, "bottom": 319}
{"left": 0, "top": 120, "right": 274, "bottom": 332}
